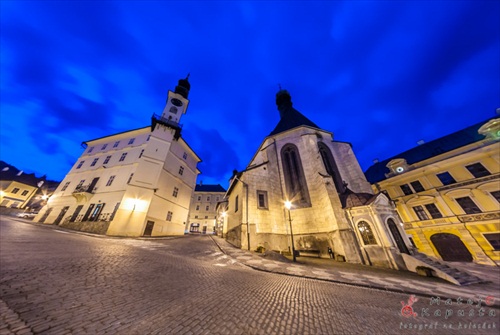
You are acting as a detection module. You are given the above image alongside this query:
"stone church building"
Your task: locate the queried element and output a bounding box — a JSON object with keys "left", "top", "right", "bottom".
{"left": 222, "top": 89, "right": 413, "bottom": 270}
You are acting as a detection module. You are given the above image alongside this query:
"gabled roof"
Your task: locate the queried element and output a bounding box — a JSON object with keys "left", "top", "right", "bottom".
{"left": 194, "top": 184, "right": 226, "bottom": 193}
{"left": 364, "top": 117, "right": 497, "bottom": 184}
{"left": 269, "top": 90, "right": 320, "bottom": 136}
{"left": 0, "top": 161, "right": 44, "bottom": 187}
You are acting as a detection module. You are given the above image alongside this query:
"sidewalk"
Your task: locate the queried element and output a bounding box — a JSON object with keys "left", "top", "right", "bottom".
{"left": 210, "top": 235, "right": 500, "bottom": 306}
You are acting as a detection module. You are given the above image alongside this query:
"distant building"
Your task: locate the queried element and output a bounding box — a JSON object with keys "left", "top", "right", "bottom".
{"left": 365, "top": 117, "right": 500, "bottom": 266}
{"left": 35, "top": 77, "right": 201, "bottom": 237}
{"left": 220, "top": 90, "right": 413, "bottom": 270}
{"left": 186, "top": 183, "right": 226, "bottom": 234}
{"left": 0, "top": 164, "right": 40, "bottom": 210}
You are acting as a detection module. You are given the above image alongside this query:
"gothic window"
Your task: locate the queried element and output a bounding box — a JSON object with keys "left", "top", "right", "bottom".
{"left": 357, "top": 221, "right": 377, "bottom": 245}
{"left": 281, "top": 144, "right": 310, "bottom": 206}
{"left": 317, "top": 142, "right": 343, "bottom": 193}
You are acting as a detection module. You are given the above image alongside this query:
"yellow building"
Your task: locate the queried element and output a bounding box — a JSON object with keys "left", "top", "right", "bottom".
{"left": 365, "top": 117, "right": 500, "bottom": 265}
{"left": 0, "top": 163, "right": 41, "bottom": 210}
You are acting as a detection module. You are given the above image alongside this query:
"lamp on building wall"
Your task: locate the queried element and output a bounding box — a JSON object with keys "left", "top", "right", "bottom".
{"left": 284, "top": 200, "right": 296, "bottom": 262}
{"left": 221, "top": 211, "right": 227, "bottom": 238}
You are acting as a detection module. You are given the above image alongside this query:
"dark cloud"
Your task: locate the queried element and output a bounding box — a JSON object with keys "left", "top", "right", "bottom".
{"left": 0, "top": 1, "right": 498, "bottom": 185}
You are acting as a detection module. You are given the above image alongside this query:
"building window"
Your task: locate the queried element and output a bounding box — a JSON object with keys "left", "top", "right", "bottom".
{"left": 490, "top": 191, "right": 500, "bottom": 203}
{"left": 106, "top": 176, "right": 115, "bottom": 186}
{"left": 400, "top": 184, "right": 413, "bottom": 196}
{"left": 207, "top": 196, "right": 210, "bottom": 202}
{"left": 90, "top": 158, "right": 99, "bottom": 167}
{"left": 205, "top": 216, "right": 208, "bottom": 219}
{"left": 424, "top": 203, "right": 442, "bottom": 219}
{"left": 466, "top": 163, "right": 491, "bottom": 178}
{"left": 205, "top": 205, "right": 209, "bottom": 211}
{"left": 196, "top": 205, "right": 200, "bottom": 211}
{"left": 235, "top": 195, "right": 239, "bottom": 212}
{"left": 195, "top": 216, "right": 198, "bottom": 219}
{"left": 147, "top": 135, "right": 151, "bottom": 141}
{"left": 77, "top": 161, "right": 85, "bottom": 169}
{"left": 257, "top": 190, "right": 268, "bottom": 209}
{"left": 11, "top": 188, "right": 19, "bottom": 194}
{"left": 113, "top": 141, "right": 120, "bottom": 148}
{"left": 103, "top": 156, "right": 111, "bottom": 164}
{"left": 483, "top": 233, "right": 500, "bottom": 251}
{"left": 128, "top": 138, "right": 135, "bottom": 145}
{"left": 76, "top": 180, "right": 85, "bottom": 189}
{"left": 172, "top": 187, "right": 179, "bottom": 197}
{"left": 139, "top": 150, "right": 144, "bottom": 158}
{"left": 318, "top": 142, "right": 343, "bottom": 193}
{"left": 119, "top": 153, "right": 127, "bottom": 162}
{"left": 216, "top": 196, "right": 219, "bottom": 202}
{"left": 88, "top": 146, "right": 94, "bottom": 153}
{"left": 197, "top": 196, "right": 201, "bottom": 201}
{"left": 167, "top": 211, "right": 173, "bottom": 221}
{"left": 410, "top": 180, "right": 425, "bottom": 193}
{"left": 412, "top": 205, "right": 429, "bottom": 220}
{"left": 436, "top": 172, "right": 456, "bottom": 186}
{"left": 357, "top": 221, "right": 377, "bottom": 245}
{"left": 455, "top": 197, "right": 482, "bottom": 214}
{"left": 281, "top": 143, "right": 310, "bottom": 206}
{"left": 21, "top": 190, "right": 29, "bottom": 196}
{"left": 183, "top": 152, "right": 187, "bottom": 160}
{"left": 101, "top": 144, "right": 107, "bottom": 150}
{"left": 61, "top": 182, "right": 70, "bottom": 191}
{"left": 179, "top": 166, "right": 184, "bottom": 175}
{"left": 127, "top": 173, "right": 134, "bottom": 184}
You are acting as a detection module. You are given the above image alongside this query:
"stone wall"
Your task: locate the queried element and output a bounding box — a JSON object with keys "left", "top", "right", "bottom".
{"left": 59, "top": 220, "right": 110, "bottom": 235}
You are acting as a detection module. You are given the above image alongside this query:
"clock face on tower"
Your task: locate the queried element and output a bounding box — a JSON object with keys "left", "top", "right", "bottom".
{"left": 169, "top": 106, "right": 178, "bottom": 114}
{"left": 171, "top": 98, "right": 183, "bottom": 107}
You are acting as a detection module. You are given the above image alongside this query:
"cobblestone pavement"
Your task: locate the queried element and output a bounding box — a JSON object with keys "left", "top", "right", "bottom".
{"left": 1, "top": 218, "right": 499, "bottom": 335}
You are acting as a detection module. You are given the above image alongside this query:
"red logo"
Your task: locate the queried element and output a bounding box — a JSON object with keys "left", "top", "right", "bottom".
{"left": 485, "top": 296, "right": 495, "bottom": 306}
{"left": 401, "top": 295, "right": 419, "bottom": 318}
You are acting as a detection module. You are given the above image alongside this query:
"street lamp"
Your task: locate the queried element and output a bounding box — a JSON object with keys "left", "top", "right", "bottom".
{"left": 284, "top": 200, "right": 296, "bottom": 262}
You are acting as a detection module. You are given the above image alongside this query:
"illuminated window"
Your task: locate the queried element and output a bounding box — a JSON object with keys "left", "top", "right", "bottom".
{"left": 357, "top": 221, "right": 377, "bottom": 245}
{"left": 436, "top": 172, "right": 456, "bottom": 186}
{"left": 466, "top": 163, "right": 490, "bottom": 178}
{"left": 456, "top": 197, "right": 482, "bottom": 214}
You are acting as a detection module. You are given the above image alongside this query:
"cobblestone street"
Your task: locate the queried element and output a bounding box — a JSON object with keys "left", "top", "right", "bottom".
{"left": 1, "top": 218, "right": 498, "bottom": 334}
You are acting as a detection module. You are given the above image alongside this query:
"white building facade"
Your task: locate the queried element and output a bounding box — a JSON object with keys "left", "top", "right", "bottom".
{"left": 186, "top": 183, "right": 226, "bottom": 234}
{"left": 35, "top": 77, "right": 201, "bottom": 237}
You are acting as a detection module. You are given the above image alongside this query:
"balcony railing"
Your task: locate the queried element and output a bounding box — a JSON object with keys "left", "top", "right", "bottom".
{"left": 458, "top": 210, "right": 500, "bottom": 223}
{"left": 152, "top": 113, "right": 183, "bottom": 129}
{"left": 72, "top": 185, "right": 97, "bottom": 194}
{"left": 436, "top": 173, "right": 499, "bottom": 192}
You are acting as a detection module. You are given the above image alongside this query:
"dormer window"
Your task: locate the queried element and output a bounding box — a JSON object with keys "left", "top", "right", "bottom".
{"left": 386, "top": 158, "right": 410, "bottom": 175}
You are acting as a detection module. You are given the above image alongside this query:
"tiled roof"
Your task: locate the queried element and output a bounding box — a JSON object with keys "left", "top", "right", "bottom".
{"left": 194, "top": 184, "right": 226, "bottom": 193}
{"left": 364, "top": 117, "right": 496, "bottom": 184}
{"left": 0, "top": 161, "right": 42, "bottom": 187}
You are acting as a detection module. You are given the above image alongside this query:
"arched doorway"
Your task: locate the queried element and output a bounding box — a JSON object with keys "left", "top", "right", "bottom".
{"left": 430, "top": 233, "right": 473, "bottom": 262}
{"left": 387, "top": 219, "right": 409, "bottom": 254}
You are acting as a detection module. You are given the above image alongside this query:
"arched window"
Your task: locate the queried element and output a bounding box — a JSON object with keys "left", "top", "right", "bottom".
{"left": 357, "top": 221, "right": 377, "bottom": 245}
{"left": 281, "top": 144, "right": 310, "bottom": 207}
{"left": 318, "top": 142, "right": 343, "bottom": 193}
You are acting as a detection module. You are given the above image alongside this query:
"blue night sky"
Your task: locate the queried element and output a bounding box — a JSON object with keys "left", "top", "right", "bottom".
{"left": 1, "top": 1, "right": 499, "bottom": 189}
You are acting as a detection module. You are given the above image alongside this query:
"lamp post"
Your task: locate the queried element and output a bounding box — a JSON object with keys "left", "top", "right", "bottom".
{"left": 284, "top": 200, "right": 296, "bottom": 262}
